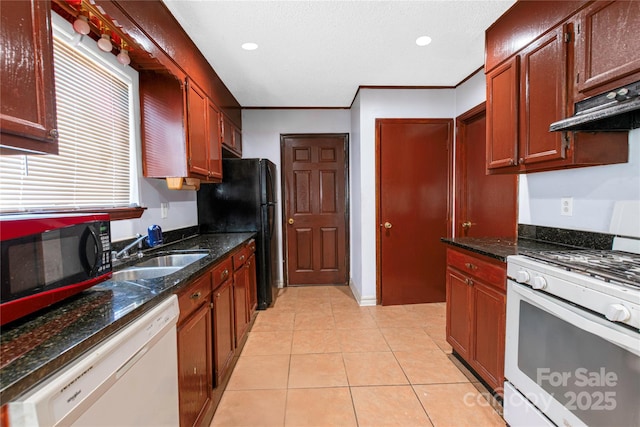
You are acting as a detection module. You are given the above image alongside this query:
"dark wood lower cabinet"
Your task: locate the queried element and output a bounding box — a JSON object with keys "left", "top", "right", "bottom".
{"left": 445, "top": 247, "right": 506, "bottom": 395}
{"left": 247, "top": 253, "right": 257, "bottom": 315}
{"left": 213, "top": 278, "right": 234, "bottom": 386}
{"left": 446, "top": 269, "right": 472, "bottom": 360}
{"left": 174, "top": 240, "right": 258, "bottom": 426}
{"left": 233, "top": 264, "right": 249, "bottom": 344}
{"left": 177, "top": 302, "right": 213, "bottom": 427}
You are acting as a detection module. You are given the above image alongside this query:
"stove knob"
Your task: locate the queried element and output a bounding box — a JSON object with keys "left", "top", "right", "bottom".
{"left": 532, "top": 276, "right": 548, "bottom": 290}
{"left": 516, "top": 270, "right": 531, "bottom": 283}
{"left": 605, "top": 304, "right": 631, "bottom": 322}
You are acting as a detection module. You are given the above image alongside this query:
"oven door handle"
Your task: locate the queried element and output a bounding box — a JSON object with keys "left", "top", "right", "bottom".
{"left": 509, "top": 281, "right": 639, "bottom": 355}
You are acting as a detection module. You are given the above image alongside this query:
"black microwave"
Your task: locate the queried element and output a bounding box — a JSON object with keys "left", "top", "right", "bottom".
{"left": 0, "top": 213, "right": 112, "bottom": 325}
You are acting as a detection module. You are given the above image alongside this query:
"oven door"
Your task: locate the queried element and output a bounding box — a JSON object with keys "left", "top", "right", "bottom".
{"left": 505, "top": 280, "right": 640, "bottom": 427}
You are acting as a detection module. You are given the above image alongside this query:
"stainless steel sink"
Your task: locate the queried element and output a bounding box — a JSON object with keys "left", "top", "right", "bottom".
{"left": 111, "top": 252, "right": 209, "bottom": 282}
{"left": 111, "top": 267, "right": 182, "bottom": 281}
{"left": 134, "top": 253, "right": 208, "bottom": 268}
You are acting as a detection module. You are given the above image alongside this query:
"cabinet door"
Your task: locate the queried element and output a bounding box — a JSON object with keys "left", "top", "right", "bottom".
{"left": 445, "top": 268, "right": 472, "bottom": 360}
{"left": 213, "top": 279, "right": 234, "bottom": 385}
{"left": 177, "top": 302, "right": 212, "bottom": 427}
{"left": 1, "top": 0, "right": 58, "bottom": 154}
{"left": 233, "top": 267, "right": 249, "bottom": 344}
{"left": 233, "top": 126, "right": 242, "bottom": 156}
{"left": 471, "top": 281, "right": 506, "bottom": 393}
{"left": 221, "top": 114, "right": 241, "bottom": 157}
{"left": 520, "top": 26, "right": 568, "bottom": 166}
{"left": 486, "top": 56, "right": 519, "bottom": 170}
{"left": 247, "top": 253, "right": 257, "bottom": 315}
{"left": 186, "top": 79, "right": 209, "bottom": 177}
{"left": 207, "top": 100, "right": 222, "bottom": 180}
{"left": 575, "top": 1, "right": 640, "bottom": 97}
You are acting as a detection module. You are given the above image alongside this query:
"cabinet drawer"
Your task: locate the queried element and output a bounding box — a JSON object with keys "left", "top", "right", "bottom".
{"left": 212, "top": 257, "right": 232, "bottom": 289}
{"left": 233, "top": 247, "right": 251, "bottom": 271}
{"left": 446, "top": 248, "right": 506, "bottom": 291}
{"left": 177, "top": 273, "right": 212, "bottom": 324}
{"left": 247, "top": 239, "right": 256, "bottom": 254}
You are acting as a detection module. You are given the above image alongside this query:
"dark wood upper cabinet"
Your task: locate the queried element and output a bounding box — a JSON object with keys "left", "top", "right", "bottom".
{"left": 574, "top": 1, "right": 640, "bottom": 99}
{"left": 140, "top": 73, "right": 222, "bottom": 182}
{"left": 186, "top": 79, "right": 210, "bottom": 177}
{"left": 486, "top": 57, "right": 519, "bottom": 170}
{"left": 519, "top": 25, "right": 567, "bottom": 166}
{"left": 1, "top": 0, "right": 58, "bottom": 155}
{"left": 486, "top": 0, "right": 630, "bottom": 174}
{"left": 221, "top": 114, "right": 242, "bottom": 158}
{"left": 207, "top": 100, "right": 222, "bottom": 180}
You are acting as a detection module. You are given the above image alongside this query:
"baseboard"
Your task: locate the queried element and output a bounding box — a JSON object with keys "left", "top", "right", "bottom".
{"left": 349, "top": 278, "right": 376, "bottom": 306}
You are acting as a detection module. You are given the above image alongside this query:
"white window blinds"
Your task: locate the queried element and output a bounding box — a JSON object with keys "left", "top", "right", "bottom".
{"left": 0, "top": 28, "right": 135, "bottom": 213}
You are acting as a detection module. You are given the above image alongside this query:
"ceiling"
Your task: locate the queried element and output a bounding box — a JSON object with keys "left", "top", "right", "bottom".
{"left": 162, "top": 0, "right": 516, "bottom": 108}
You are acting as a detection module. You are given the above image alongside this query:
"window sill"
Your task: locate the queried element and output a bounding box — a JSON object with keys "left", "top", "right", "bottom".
{"left": 2, "top": 207, "right": 147, "bottom": 221}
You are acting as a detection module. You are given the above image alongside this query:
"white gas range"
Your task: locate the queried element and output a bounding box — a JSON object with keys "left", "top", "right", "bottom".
{"left": 504, "top": 204, "right": 640, "bottom": 427}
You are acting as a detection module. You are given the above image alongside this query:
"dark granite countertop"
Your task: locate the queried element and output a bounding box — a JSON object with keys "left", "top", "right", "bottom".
{"left": 440, "top": 237, "right": 577, "bottom": 262}
{"left": 441, "top": 225, "right": 616, "bottom": 262}
{"left": 0, "top": 232, "right": 255, "bottom": 403}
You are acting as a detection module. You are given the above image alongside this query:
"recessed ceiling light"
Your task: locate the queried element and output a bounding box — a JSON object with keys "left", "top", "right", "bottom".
{"left": 242, "top": 42, "right": 258, "bottom": 51}
{"left": 415, "top": 36, "right": 432, "bottom": 47}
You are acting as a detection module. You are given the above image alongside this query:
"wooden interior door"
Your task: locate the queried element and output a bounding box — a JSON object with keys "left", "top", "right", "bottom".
{"left": 282, "top": 134, "right": 349, "bottom": 286}
{"left": 455, "top": 103, "right": 517, "bottom": 237}
{"left": 377, "top": 119, "right": 451, "bottom": 305}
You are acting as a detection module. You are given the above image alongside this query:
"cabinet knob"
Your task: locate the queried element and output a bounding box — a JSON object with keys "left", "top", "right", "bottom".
{"left": 462, "top": 221, "right": 472, "bottom": 229}
{"left": 190, "top": 291, "right": 201, "bottom": 300}
{"left": 288, "top": 218, "right": 294, "bottom": 225}
{"left": 49, "top": 129, "right": 59, "bottom": 139}
{"left": 465, "top": 278, "right": 474, "bottom": 286}
{"left": 383, "top": 222, "right": 392, "bottom": 229}
{"left": 464, "top": 262, "right": 477, "bottom": 271}
{"left": 518, "top": 158, "right": 524, "bottom": 165}
{"left": 221, "top": 269, "right": 229, "bottom": 279}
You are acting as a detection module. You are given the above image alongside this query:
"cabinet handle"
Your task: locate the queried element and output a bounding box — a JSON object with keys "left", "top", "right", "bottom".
{"left": 190, "top": 291, "right": 201, "bottom": 300}
{"left": 464, "top": 262, "right": 477, "bottom": 270}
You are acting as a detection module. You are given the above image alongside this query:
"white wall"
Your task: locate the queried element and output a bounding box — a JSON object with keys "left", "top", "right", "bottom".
{"left": 349, "top": 94, "right": 363, "bottom": 302}
{"left": 454, "top": 70, "right": 486, "bottom": 116}
{"left": 519, "top": 128, "right": 640, "bottom": 233}
{"left": 110, "top": 178, "right": 198, "bottom": 242}
{"left": 241, "top": 109, "right": 352, "bottom": 286}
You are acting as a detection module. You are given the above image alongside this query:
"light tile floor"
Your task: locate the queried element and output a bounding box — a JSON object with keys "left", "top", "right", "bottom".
{"left": 211, "top": 285, "right": 505, "bottom": 427}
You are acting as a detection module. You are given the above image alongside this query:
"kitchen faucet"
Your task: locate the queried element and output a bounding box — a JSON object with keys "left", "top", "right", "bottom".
{"left": 113, "top": 225, "right": 163, "bottom": 260}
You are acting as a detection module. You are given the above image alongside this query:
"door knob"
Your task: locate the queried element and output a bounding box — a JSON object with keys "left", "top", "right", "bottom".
{"left": 288, "top": 218, "right": 294, "bottom": 225}
{"left": 462, "top": 221, "right": 472, "bottom": 229}
{"left": 384, "top": 222, "right": 392, "bottom": 229}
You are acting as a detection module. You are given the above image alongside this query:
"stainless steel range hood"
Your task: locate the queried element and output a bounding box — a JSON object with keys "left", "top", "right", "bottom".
{"left": 550, "top": 81, "right": 640, "bottom": 132}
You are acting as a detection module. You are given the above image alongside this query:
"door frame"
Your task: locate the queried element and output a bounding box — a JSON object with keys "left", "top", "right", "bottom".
{"left": 280, "top": 133, "right": 350, "bottom": 287}
{"left": 375, "top": 119, "right": 453, "bottom": 305}
{"left": 454, "top": 102, "right": 486, "bottom": 238}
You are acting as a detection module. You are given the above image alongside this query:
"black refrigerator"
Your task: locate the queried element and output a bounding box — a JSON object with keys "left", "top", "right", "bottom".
{"left": 197, "top": 158, "right": 278, "bottom": 309}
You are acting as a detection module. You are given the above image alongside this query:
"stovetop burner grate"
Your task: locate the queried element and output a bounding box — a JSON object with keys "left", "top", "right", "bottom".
{"left": 521, "top": 250, "right": 640, "bottom": 289}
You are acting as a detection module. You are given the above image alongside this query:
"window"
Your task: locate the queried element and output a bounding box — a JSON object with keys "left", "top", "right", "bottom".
{"left": 0, "top": 12, "right": 140, "bottom": 215}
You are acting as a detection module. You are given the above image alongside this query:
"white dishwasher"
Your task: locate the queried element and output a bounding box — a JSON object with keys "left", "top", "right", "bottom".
{"left": 7, "top": 295, "right": 180, "bottom": 427}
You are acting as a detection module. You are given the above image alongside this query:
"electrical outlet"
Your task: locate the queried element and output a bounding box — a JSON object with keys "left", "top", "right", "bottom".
{"left": 561, "top": 197, "right": 573, "bottom": 216}
{"left": 160, "top": 203, "right": 169, "bottom": 219}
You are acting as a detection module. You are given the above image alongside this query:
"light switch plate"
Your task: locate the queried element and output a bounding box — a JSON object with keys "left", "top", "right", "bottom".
{"left": 561, "top": 197, "right": 573, "bottom": 216}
